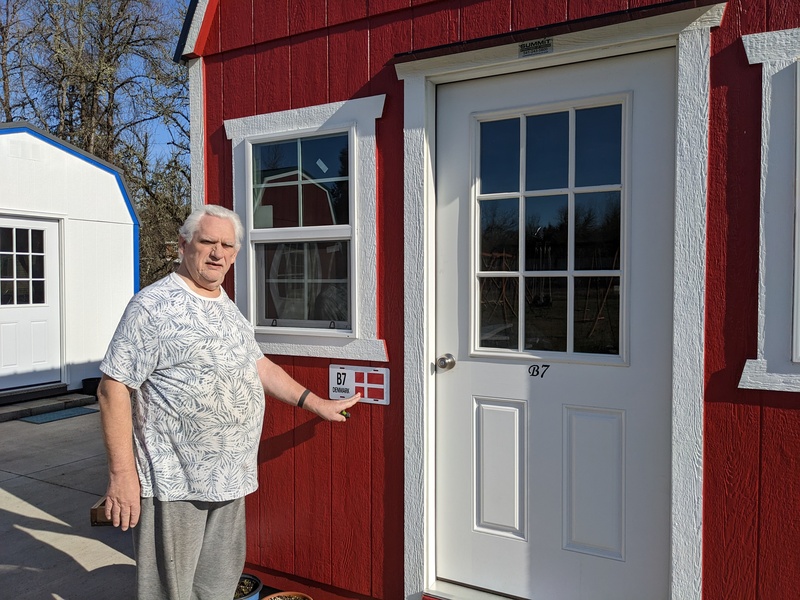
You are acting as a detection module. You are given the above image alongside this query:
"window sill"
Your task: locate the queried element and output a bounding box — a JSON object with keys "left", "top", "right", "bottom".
{"left": 255, "top": 332, "right": 388, "bottom": 362}
{"left": 739, "top": 359, "right": 800, "bottom": 392}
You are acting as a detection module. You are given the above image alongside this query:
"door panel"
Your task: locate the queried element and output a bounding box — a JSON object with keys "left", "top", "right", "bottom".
{"left": 0, "top": 217, "right": 61, "bottom": 389}
{"left": 435, "top": 49, "right": 675, "bottom": 599}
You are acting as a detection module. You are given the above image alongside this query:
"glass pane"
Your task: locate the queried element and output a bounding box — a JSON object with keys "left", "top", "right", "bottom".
{"left": 574, "top": 276, "right": 620, "bottom": 355}
{"left": 575, "top": 191, "right": 621, "bottom": 270}
{"left": 254, "top": 185, "right": 299, "bottom": 228}
{"left": 16, "top": 280, "right": 29, "bottom": 304}
{"left": 32, "top": 280, "right": 45, "bottom": 304}
{"left": 479, "top": 277, "right": 519, "bottom": 349}
{"left": 0, "top": 254, "right": 11, "bottom": 278}
{"left": 257, "top": 241, "right": 351, "bottom": 329}
{"left": 575, "top": 105, "right": 622, "bottom": 187}
{"left": 480, "top": 119, "right": 520, "bottom": 194}
{"left": 525, "top": 277, "right": 567, "bottom": 351}
{"left": 302, "top": 181, "right": 349, "bottom": 226}
{"left": 0, "top": 228, "right": 11, "bottom": 252}
{"left": 15, "top": 228, "right": 29, "bottom": 253}
{"left": 1, "top": 280, "right": 12, "bottom": 304}
{"left": 525, "top": 195, "right": 568, "bottom": 271}
{"left": 31, "top": 255, "right": 44, "bottom": 279}
{"left": 31, "top": 229, "right": 44, "bottom": 253}
{"left": 480, "top": 198, "right": 519, "bottom": 271}
{"left": 16, "top": 255, "right": 29, "bottom": 279}
{"left": 253, "top": 140, "right": 297, "bottom": 184}
{"left": 526, "top": 112, "right": 569, "bottom": 190}
{"left": 301, "top": 134, "right": 348, "bottom": 180}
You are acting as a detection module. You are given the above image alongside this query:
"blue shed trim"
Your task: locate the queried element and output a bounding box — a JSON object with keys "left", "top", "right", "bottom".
{"left": 0, "top": 122, "right": 141, "bottom": 292}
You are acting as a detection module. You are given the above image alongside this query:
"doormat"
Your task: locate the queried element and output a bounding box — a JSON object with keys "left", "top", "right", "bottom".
{"left": 20, "top": 406, "right": 98, "bottom": 424}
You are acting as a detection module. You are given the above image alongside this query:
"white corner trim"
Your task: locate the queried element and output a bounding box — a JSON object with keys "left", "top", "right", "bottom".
{"left": 182, "top": 0, "right": 211, "bottom": 58}
{"left": 738, "top": 28, "right": 800, "bottom": 391}
{"left": 224, "top": 95, "right": 388, "bottom": 362}
{"left": 399, "top": 5, "right": 723, "bottom": 600}
{"left": 188, "top": 58, "right": 205, "bottom": 210}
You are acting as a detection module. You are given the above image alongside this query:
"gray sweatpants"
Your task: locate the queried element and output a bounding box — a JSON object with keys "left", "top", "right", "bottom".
{"left": 133, "top": 496, "right": 246, "bottom": 600}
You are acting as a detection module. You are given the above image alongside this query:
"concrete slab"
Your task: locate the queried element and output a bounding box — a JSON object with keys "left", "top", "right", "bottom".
{"left": 0, "top": 404, "right": 136, "bottom": 599}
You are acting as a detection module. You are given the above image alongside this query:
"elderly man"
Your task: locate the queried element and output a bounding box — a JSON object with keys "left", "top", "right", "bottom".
{"left": 98, "top": 205, "right": 359, "bottom": 600}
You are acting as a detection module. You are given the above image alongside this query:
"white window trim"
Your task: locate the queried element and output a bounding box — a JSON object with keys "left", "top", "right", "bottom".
{"left": 224, "top": 95, "right": 388, "bottom": 361}
{"left": 739, "top": 28, "right": 800, "bottom": 391}
{"left": 396, "top": 4, "right": 723, "bottom": 599}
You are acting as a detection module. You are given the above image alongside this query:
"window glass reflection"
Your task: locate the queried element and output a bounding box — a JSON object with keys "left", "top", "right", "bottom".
{"left": 480, "top": 119, "right": 520, "bottom": 194}
{"left": 0, "top": 228, "right": 11, "bottom": 252}
{"left": 302, "top": 181, "right": 349, "bottom": 226}
{"left": 525, "top": 277, "right": 567, "bottom": 351}
{"left": 574, "top": 277, "right": 620, "bottom": 354}
{"left": 480, "top": 198, "right": 519, "bottom": 271}
{"left": 525, "top": 195, "right": 568, "bottom": 271}
{"left": 574, "top": 192, "right": 620, "bottom": 270}
{"left": 254, "top": 185, "right": 299, "bottom": 229}
{"left": 253, "top": 140, "right": 297, "bottom": 185}
{"left": 479, "top": 277, "right": 519, "bottom": 349}
{"left": 526, "top": 112, "right": 569, "bottom": 190}
{"left": 575, "top": 105, "right": 622, "bottom": 187}
{"left": 301, "top": 134, "right": 348, "bottom": 180}
{"left": 31, "top": 230, "right": 44, "bottom": 253}
{"left": 257, "top": 241, "right": 350, "bottom": 329}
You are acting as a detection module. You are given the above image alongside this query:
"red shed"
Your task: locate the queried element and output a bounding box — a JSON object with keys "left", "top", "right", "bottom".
{"left": 175, "top": 1, "right": 800, "bottom": 598}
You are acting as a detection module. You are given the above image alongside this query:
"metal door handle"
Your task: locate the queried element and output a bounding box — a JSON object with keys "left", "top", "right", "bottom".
{"left": 437, "top": 353, "right": 456, "bottom": 371}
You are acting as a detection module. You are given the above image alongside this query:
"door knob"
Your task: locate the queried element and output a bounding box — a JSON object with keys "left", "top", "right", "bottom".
{"left": 437, "top": 353, "right": 456, "bottom": 371}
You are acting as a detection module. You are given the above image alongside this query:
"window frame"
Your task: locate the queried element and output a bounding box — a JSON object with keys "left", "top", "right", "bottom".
{"left": 739, "top": 28, "right": 800, "bottom": 390}
{"left": 469, "top": 94, "right": 631, "bottom": 365}
{"left": 225, "top": 95, "right": 388, "bottom": 361}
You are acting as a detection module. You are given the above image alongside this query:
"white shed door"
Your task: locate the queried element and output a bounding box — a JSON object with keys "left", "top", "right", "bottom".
{"left": 435, "top": 49, "right": 675, "bottom": 599}
{"left": 0, "top": 217, "right": 61, "bottom": 389}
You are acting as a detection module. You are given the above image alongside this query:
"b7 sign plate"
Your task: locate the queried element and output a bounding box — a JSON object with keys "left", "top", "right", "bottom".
{"left": 329, "top": 364, "right": 390, "bottom": 405}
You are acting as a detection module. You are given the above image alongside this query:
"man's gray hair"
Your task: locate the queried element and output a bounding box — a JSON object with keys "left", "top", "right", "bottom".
{"left": 179, "top": 205, "right": 244, "bottom": 249}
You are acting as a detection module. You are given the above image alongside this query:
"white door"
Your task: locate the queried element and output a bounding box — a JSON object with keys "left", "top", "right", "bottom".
{"left": 435, "top": 49, "right": 675, "bottom": 599}
{"left": 0, "top": 217, "right": 61, "bottom": 389}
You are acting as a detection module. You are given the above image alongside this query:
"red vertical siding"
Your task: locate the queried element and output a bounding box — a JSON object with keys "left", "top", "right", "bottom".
{"left": 254, "top": 42, "right": 292, "bottom": 114}
{"left": 512, "top": 1, "right": 567, "bottom": 30}
{"left": 258, "top": 357, "right": 296, "bottom": 574}
{"left": 328, "top": 23, "right": 370, "bottom": 102}
{"left": 290, "top": 32, "right": 329, "bottom": 108}
{"left": 412, "top": 0, "right": 460, "bottom": 50}
{"left": 292, "top": 359, "right": 333, "bottom": 584}
{"left": 461, "top": 0, "right": 511, "bottom": 39}
{"left": 192, "top": 0, "right": 800, "bottom": 598}
{"left": 254, "top": 0, "right": 289, "bottom": 43}
{"left": 703, "top": 0, "right": 764, "bottom": 597}
{"left": 328, "top": 0, "right": 368, "bottom": 26}
{"left": 219, "top": 0, "right": 253, "bottom": 50}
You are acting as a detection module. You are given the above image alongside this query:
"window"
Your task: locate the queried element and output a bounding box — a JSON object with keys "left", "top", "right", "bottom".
{"left": 0, "top": 227, "right": 46, "bottom": 305}
{"left": 225, "top": 95, "right": 388, "bottom": 361}
{"left": 739, "top": 29, "right": 800, "bottom": 391}
{"left": 475, "top": 101, "right": 625, "bottom": 358}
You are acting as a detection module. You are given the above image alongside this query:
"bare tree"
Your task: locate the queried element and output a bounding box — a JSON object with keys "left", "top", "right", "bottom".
{"left": 0, "top": 0, "right": 190, "bottom": 286}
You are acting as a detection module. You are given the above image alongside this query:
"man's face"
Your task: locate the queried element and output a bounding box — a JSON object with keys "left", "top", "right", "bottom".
{"left": 178, "top": 215, "right": 239, "bottom": 292}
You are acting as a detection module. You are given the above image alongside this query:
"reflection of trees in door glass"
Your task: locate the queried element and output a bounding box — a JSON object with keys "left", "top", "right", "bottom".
{"left": 477, "top": 104, "right": 623, "bottom": 355}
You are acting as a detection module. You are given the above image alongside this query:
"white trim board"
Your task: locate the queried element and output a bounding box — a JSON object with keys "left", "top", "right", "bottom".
{"left": 397, "top": 4, "right": 723, "bottom": 599}
{"left": 224, "top": 95, "right": 389, "bottom": 362}
{"left": 739, "top": 28, "right": 800, "bottom": 392}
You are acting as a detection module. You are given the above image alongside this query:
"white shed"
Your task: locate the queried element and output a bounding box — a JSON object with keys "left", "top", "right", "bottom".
{"left": 0, "top": 122, "right": 138, "bottom": 398}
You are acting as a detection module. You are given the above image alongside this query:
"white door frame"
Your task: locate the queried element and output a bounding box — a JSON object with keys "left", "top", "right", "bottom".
{"left": 397, "top": 4, "right": 725, "bottom": 599}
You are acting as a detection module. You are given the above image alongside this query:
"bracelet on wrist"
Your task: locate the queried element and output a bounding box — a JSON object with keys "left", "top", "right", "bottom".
{"left": 297, "top": 389, "right": 311, "bottom": 409}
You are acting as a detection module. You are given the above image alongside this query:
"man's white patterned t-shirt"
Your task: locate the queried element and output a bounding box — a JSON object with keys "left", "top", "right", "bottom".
{"left": 100, "top": 273, "right": 265, "bottom": 501}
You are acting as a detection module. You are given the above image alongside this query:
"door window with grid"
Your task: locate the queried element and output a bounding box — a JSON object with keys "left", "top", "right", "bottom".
{"left": 0, "top": 227, "right": 46, "bottom": 305}
{"left": 476, "top": 101, "right": 625, "bottom": 356}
